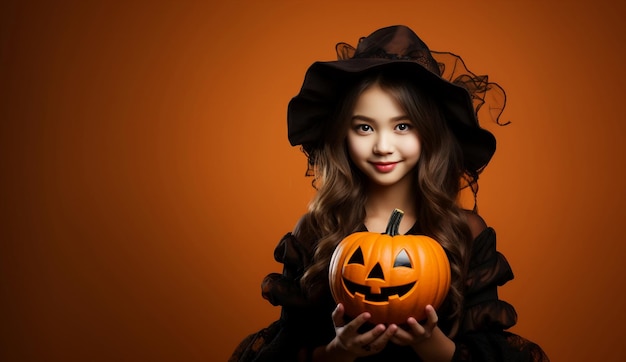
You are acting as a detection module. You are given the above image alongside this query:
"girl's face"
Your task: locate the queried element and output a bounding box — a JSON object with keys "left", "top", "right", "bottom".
{"left": 346, "top": 83, "right": 421, "bottom": 187}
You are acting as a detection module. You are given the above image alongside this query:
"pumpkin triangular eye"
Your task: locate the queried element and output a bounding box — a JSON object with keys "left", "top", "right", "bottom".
{"left": 368, "top": 263, "right": 385, "bottom": 280}
{"left": 348, "top": 247, "right": 364, "bottom": 265}
{"left": 393, "top": 249, "right": 412, "bottom": 268}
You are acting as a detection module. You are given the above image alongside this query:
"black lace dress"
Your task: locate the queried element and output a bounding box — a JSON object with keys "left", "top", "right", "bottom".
{"left": 230, "top": 226, "right": 549, "bottom": 361}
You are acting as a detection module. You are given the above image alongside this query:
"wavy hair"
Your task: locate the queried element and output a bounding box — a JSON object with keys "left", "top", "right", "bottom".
{"left": 295, "top": 70, "right": 473, "bottom": 336}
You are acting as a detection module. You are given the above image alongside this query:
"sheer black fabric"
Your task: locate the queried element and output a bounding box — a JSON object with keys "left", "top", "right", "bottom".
{"left": 335, "top": 43, "right": 507, "bottom": 129}
{"left": 230, "top": 227, "right": 548, "bottom": 361}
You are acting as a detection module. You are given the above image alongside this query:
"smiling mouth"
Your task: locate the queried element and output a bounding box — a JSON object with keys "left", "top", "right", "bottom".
{"left": 371, "top": 162, "right": 398, "bottom": 173}
{"left": 343, "top": 277, "right": 416, "bottom": 302}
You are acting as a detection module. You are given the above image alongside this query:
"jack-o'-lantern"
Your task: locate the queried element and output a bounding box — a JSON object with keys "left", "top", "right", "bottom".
{"left": 329, "top": 209, "right": 451, "bottom": 325}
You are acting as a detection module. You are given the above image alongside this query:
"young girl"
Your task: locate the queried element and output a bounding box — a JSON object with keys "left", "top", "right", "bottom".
{"left": 230, "top": 25, "right": 549, "bottom": 361}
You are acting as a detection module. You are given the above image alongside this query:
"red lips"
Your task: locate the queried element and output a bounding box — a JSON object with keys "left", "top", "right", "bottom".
{"left": 371, "top": 162, "right": 398, "bottom": 173}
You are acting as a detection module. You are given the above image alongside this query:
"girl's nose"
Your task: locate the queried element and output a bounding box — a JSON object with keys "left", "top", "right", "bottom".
{"left": 373, "top": 133, "right": 393, "bottom": 155}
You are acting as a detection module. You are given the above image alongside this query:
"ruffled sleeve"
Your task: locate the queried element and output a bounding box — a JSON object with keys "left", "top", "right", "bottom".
{"left": 230, "top": 232, "right": 336, "bottom": 362}
{"left": 452, "top": 228, "right": 549, "bottom": 361}
{"left": 261, "top": 232, "right": 312, "bottom": 308}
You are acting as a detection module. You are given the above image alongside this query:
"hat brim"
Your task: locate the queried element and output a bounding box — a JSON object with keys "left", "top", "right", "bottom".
{"left": 288, "top": 58, "right": 496, "bottom": 173}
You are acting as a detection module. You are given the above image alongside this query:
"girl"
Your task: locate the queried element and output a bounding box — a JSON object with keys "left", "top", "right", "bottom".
{"left": 231, "top": 25, "right": 549, "bottom": 361}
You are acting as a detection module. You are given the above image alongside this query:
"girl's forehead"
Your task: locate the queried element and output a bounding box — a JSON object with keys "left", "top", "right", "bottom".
{"left": 354, "top": 85, "right": 403, "bottom": 110}
{"left": 355, "top": 84, "right": 412, "bottom": 113}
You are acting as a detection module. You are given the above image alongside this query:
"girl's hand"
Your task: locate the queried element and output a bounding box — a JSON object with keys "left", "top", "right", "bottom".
{"left": 325, "top": 303, "right": 398, "bottom": 359}
{"left": 390, "top": 305, "right": 455, "bottom": 361}
{"left": 391, "top": 304, "right": 439, "bottom": 346}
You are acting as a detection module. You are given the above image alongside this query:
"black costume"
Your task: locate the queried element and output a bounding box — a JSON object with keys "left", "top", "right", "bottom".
{"left": 230, "top": 225, "right": 549, "bottom": 361}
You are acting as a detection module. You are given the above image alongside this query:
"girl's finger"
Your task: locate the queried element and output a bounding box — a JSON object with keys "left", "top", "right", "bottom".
{"left": 340, "top": 311, "right": 371, "bottom": 335}
{"left": 366, "top": 323, "right": 397, "bottom": 352}
{"left": 391, "top": 317, "right": 424, "bottom": 346}
{"left": 424, "top": 305, "right": 439, "bottom": 331}
{"left": 331, "top": 304, "right": 346, "bottom": 328}
{"left": 390, "top": 322, "right": 416, "bottom": 345}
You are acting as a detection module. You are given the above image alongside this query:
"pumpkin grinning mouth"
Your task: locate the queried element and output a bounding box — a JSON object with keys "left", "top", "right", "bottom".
{"left": 342, "top": 277, "right": 416, "bottom": 302}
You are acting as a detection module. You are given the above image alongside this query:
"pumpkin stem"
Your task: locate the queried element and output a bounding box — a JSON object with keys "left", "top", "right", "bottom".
{"left": 384, "top": 209, "right": 404, "bottom": 236}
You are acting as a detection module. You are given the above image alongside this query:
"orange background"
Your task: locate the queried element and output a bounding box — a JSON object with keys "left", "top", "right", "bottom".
{"left": 1, "top": 0, "right": 625, "bottom": 361}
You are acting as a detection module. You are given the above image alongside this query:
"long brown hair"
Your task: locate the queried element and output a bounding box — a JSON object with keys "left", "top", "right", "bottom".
{"left": 296, "top": 69, "right": 473, "bottom": 336}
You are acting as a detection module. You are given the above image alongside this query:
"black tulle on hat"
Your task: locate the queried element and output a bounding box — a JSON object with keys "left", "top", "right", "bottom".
{"left": 287, "top": 25, "right": 506, "bottom": 182}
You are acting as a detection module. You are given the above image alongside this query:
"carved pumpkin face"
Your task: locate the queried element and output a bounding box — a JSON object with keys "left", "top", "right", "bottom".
{"left": 329, "top": 209, "right": 451, "bottom": 325}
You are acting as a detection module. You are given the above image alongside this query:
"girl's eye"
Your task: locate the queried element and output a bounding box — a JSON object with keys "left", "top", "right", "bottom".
{"left": 355, "top": 124, "right": 373, "bottom": 133}
{"left": 396, "top": 123, "right": 412, "bottom": 132}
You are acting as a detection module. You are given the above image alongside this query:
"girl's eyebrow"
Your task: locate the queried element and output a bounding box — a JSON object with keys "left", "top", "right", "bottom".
{"left": 351, "top": 114, "right": 410, "bottom": 122}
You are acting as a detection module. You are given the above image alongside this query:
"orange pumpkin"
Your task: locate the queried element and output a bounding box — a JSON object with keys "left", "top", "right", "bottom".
{"left": 328, "top": 209, "right": 451, "bottom": 325}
